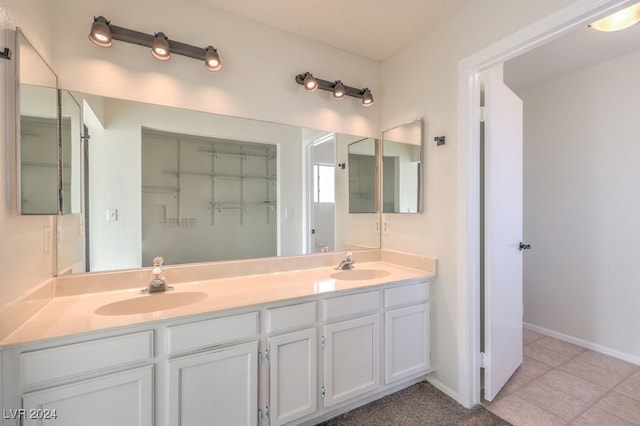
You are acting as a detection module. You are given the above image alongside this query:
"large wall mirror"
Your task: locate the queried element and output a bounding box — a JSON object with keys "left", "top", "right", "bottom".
{"left": 12, "top": 29, "right": 59, "bottom": 214}
{"left": 382, "top": 118, "right": 424, "bottom": 214}
{"left": 57, "top": 92, "right": 381, "bottom": 275}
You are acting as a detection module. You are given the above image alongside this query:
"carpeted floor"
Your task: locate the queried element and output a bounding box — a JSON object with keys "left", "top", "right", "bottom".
{"left": 315, "top": 381, "right": 511, "bottom": 426}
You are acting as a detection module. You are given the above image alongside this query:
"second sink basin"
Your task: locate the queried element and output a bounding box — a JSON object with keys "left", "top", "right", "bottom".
{"left": 330, "top": 269, "right": 391, "bottom": 281}
{"left": 95, "top": 291, "right": 208, "bottom": 316}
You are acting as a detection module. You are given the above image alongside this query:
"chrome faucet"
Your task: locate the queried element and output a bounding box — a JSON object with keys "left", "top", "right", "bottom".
{"left": 141, "top": 256, "right": 174, "bottom": 294}
{"left": 336, "top": 252, "right": 355, "bottom": 270}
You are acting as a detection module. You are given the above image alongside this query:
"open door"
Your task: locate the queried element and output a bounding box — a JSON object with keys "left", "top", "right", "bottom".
{"left": 482, "top": 69, "right": 524, "bottom": 401}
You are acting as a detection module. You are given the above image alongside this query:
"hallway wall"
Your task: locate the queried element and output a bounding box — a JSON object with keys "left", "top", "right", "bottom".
{"left": 519, "top": 49, "right": 640, "bottom": 362}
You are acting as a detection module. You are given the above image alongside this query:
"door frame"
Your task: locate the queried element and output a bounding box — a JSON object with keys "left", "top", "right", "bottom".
{"left": 456, "top": 0, "right": 635, "bottom": 408}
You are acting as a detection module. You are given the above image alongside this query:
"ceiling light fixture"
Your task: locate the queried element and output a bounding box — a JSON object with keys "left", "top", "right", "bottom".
{"left": 302, "top": 72, "right": 319, "bottom": 92}
{"left": 151, "top": 32, "right": 171, "bottom": 61}
{"left": 589, "top": 3, "right": 640, "bottom": 31}
{"left": 88, "top": 16, "right": 222, "bottom": 71}
{"left": 332, "top": 80, "right": 346, "bottom": 100}
{"left": 295, "top": 72, "right": 374, "bottom": 107}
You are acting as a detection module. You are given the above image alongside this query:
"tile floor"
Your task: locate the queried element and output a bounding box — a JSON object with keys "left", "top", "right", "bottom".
{"left": 483, "top": 329, "right": 640, "bottom": 425}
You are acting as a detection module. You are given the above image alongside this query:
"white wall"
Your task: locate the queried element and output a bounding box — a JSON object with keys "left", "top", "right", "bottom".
{"left": 0, "top": 0, "right": 56, "bottom": 309}
{"left": 517, "top": 49, "right": 640, "bottom": 360}
{"left": 51, "top": 0, "right": 380, "bottom": 139}
{"left": 381, "top": 0, "right": 578, "bottom": 397}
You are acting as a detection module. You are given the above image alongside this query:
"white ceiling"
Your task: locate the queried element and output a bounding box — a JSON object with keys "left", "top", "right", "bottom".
{"left": 189, "top": 0, "right": 639, "bottom": 86}
{"left": 505, "top": 19, "right": 640, "bottom": 90}
{"left": 189, "top": 0, "right": 470, "bottom": 61}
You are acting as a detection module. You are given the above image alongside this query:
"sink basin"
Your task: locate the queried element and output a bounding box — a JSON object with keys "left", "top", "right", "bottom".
{"left": 330, "top": 269, "right": 391, "bottom": 281}
{"left": 95, "top": 291, "right": 207, "bottom": 316}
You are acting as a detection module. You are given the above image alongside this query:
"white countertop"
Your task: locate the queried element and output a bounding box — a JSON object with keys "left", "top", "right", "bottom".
{"left": 1, "top": 261, "right": 434, "bottom": 347}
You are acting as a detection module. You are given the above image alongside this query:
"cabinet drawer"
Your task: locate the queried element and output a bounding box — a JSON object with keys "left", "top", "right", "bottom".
{"left": 168, "top": 311, "right": 258, "bottom": 355}
{"left": 323, "top": 291, "right": 380, "bottom": 322}
{"left": 20, "top": 331, "right": 153, "bottom": 387}
{"left": 384, "top": 282, "right": 429, "bottom": 309}
{"left": 267, "top": 301, "right": 316, "bottom": 334}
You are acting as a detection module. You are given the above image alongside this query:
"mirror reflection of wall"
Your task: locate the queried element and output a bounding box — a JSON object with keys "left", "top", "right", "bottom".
{"left": 348, "top": 138, "right": 377, "bottom": 213}
{"left": 60, "top": 90, "right": 82, "bottom": 215}
{"left": 382, "top": 118, "right": 424, "bottom": 214}
{"left": 16, "top": 29, "right": 59, "bottom": 215}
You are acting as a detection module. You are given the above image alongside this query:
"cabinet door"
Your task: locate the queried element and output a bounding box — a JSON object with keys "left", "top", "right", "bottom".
{"left": 385, "top": 303, "right": 430, "bottom": 384}
{"left": 169, "top": 341, "right": 258, "bottom": 426}
{"left": 269, "top": 328, "right": 317, "bottom": 426}
{"left": 323, "top": 315, "right": 380, "bottom": 407}
{"left": 22, "top": 366, "right": 153, "bottom": 426}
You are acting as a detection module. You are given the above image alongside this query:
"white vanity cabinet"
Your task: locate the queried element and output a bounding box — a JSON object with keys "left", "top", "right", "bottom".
{"left": 322, "top": 291, "right": 381, "bottom": 407}
{"left": 265, "top": 302, "right": 318, "bottom": 426}
{"left": 1, "top": 276, "right": 433, "bottom": 426}
{"left": 166, "top": 311, "right": 260, "bottom": 426}
{"left": 384, "top": 283, "right": 431, "bottom": 384}
{"left": 2, "top": 331, "right": 154, "bottom": 426}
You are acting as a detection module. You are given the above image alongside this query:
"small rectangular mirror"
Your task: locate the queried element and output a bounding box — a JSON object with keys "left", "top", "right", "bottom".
{"left": 12, "top": 29, "right": 59, "bottom": 214}
{"left": 347, "top": 138, "right": 378, "bottom": 213}
{"left": 382, "top": 118, "right": 424, "bottom": 214}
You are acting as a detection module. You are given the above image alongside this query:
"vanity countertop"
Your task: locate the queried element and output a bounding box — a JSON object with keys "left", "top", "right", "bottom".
{"left": 0, "top": 261, "right": 434, "bottom": 347}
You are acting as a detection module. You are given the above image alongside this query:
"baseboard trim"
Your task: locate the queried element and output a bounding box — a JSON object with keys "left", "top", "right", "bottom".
{"left": 524, "top": 322, "right": 640, "bottom": 366}
{"left": 426, "top": 374, "right": 459, "bottom": 403}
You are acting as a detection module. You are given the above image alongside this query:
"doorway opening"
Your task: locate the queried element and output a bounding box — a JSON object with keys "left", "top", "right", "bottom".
{"left": 457, "top": 0, "right": 637, "bottom": 409}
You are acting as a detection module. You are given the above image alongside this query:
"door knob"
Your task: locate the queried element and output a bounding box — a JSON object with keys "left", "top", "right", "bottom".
{"left": 519, "top": 242, "right": 531, "bottom": 250}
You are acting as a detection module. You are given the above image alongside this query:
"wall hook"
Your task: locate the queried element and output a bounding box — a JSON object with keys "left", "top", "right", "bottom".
{"left": 0, "top": 48, "right": 12, "bottom": 60}
{"left": 338, "top": 163, "right": 346, "bottom": 170}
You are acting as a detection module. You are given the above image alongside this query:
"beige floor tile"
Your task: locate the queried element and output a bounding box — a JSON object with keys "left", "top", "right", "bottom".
{"left": 531, "top": 337, "right": 585, "bottom": 358}
{"left": 596, "top": 391, "right": 640, "bottom": 425}
{"left": 514, "top": 380, "right": 588, "bottom": 421}
{"left": 524, "top": 329, "right": 546, "bottom": 346}
{"left": 503, "top": 371, "right": 536, "bottom": 395}
{"left": 560, "top": 357, "right": 627, "bottom": 389}
{"left": 519, "top": 356, "right": 554, "bottom": 379}
{"left": 487, "top": 393, "right": 565, "bottom": 426}
{"left": 484, "top": 371, "right": 536, "bottom": 404}
{"left": 574, "top": 351, "right": 637, "bottom": 377}
{"left": 571, "top": 407, "right": 635, "bottom": 426}
{"left": 617, "top": 370, "right": 640, "bottom": 402}
{"left": 538, "top": 370, "right": 608, "bottom": 404}
{"left": 524, "top": 343, "right": 574, "bottom": 367}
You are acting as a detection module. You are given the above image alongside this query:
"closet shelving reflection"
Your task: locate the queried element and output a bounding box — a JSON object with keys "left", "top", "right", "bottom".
{"left": 142, "top": 129, "right": 277, "bottom": 227}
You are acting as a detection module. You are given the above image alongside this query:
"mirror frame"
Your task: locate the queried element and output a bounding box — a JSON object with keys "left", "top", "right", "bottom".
{"left": 8, "top": 28, "right": 60, "bottom": 215}
{"left": 381, "top": 117, "right": 424, "bottom": 214}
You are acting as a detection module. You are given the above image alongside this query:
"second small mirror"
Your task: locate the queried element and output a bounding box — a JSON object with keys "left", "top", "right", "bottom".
{"left": 382, "top": 118, "right": 424, "bottom": 214}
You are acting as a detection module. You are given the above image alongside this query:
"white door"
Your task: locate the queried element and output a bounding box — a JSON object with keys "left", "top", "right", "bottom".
{"left": 269, "top": 328, "right": 317, "bottom": 425}
{"left": 307, "top": 135, "right": 336, "bottom": 253}
{"left": 483, "top": 71, "right": 524, "bottom": 401}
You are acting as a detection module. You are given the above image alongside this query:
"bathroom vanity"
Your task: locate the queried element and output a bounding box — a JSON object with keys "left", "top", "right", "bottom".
{"left": 0, "top": 260, "right": 433, "bottom": 426}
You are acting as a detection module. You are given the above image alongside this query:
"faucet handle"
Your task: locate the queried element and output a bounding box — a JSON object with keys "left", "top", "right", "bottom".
{"left": 153, "top": 256, "right": 164, "bottom": 267}
{"left": 345, "top": 251, "right": 353, "bottom": 260}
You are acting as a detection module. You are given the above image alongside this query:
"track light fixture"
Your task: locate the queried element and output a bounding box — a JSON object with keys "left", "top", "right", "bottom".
{"left": 89, "top": 16, "right": 222, "bottom": 71}
{"left": 295, "top": 72, "right": 374, "bottom": 107}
